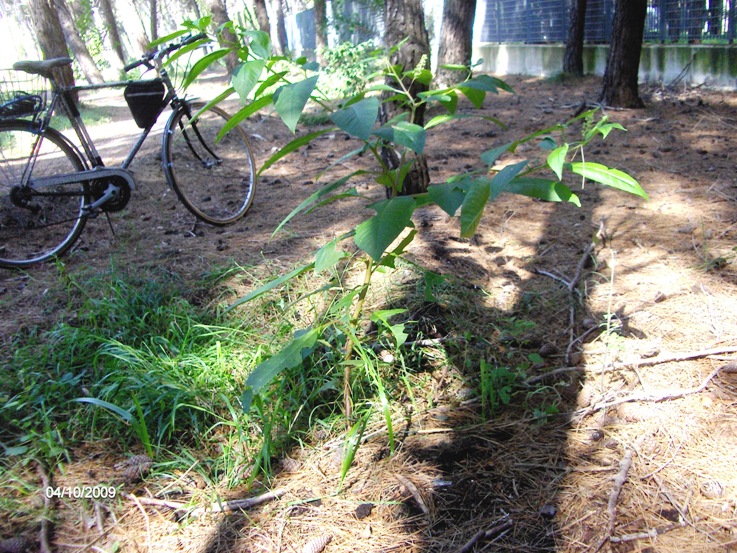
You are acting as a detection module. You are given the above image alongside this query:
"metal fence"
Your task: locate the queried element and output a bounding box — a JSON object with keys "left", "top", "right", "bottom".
{"left": 478, "top": 0, "right": 737, "bottom": 44}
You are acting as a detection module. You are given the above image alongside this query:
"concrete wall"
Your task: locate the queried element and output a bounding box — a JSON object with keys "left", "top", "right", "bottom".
{"left": 472, "top": 44, "right": 737, "bottom": 89}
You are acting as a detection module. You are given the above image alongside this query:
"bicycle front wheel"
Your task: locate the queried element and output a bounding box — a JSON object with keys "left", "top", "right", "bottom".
{"left": 0, "top": 121, "right": 88, "bottom": 269}
{"left": 163, "top": 102, "right": 256, "bottom": 226}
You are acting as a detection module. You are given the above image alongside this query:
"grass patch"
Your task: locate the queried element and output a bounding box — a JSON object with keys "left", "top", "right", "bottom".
{"left": 1, "top": 257, "right": 565, "bottom": 506}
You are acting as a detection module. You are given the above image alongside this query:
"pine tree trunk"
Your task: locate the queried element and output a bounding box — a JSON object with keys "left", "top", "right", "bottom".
{"left": 99, "top": 0, "right": 127, "bottom": 66}
{"left": 207, "top": 0, "right": 239, "bottom": 74}
{"left": 273, "top": 0, "right": 289, "bottom": 56}
{"left": 57, "top": 0, "right": 104, "bottom": 84}
{"left": 27, "top": 0, "right": 76, "bottom": 96}
{"left": 150, "top": 0, "right": 158, "bottom": 43}
{"left": 382, "top": 0, "right": 431, "bottom": 196}
{"left": 314, "top": 0, "right": 328, "bottom": 63}
{"left": 254, "top": 0, "right": 271, "bottom": 34}
{"left": 436, "top": 0, "right": 477, "bottom": 88}
{"left": 600, "top": 0, "right": 646, "bottom": 108}
{"left": 563, "top": 0, "right": 587, "bottom": 76}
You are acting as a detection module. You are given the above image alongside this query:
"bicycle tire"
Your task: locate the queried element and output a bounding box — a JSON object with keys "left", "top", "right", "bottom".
{"left": 0, "top": 120, "right": 88, "bottom": 269}
{"left": 163, "top": 102, "right": 256, "bottom": 226}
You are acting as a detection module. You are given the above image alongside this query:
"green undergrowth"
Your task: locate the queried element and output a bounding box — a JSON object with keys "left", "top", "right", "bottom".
{"left": 0, "top": 258, "right": 567, "bottom": 496}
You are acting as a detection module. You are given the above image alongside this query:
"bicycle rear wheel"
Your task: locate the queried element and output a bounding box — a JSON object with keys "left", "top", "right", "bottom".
{"left": 163, "top": 102, "right": 256, "bottom": 226}
{"left": 0, "top": 121, "right": 88, "bottom": 269}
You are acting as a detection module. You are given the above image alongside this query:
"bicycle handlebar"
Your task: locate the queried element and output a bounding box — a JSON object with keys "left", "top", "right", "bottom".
{"left": 124, "top": 32, "right": 208, "bottom": 73}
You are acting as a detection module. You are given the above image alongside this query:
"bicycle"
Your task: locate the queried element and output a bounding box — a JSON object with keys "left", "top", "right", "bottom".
{"left": 0, "top": 33, "right": 256, "bottom": 269}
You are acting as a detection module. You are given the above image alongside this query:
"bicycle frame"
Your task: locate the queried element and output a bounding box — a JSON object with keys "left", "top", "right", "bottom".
{"left": 24, "top": 59, "right": 188, "bottom": 210}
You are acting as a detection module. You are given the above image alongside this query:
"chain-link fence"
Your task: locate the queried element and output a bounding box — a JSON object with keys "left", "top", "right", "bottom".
{"left": 478, "top": 0, "right": 736, "bottom": 44}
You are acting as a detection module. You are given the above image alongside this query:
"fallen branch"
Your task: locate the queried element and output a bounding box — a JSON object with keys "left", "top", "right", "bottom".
{"left": 594, "top": 438, "right": 644, "bottom": 551}
{"left": 610, "top": 522, "right": 685, "bottom": 544}
{"left": 604, "top": 347, "right": 737, "bottom": 371}
{"left": 129, "top": 494, "right": 152, "bottom": 553}
{"left": 452, "top": 517, "right": 514, "bottom": 553}
{"left": 124, "top": 487, "right": 287, "bottom": 518}
{"left": 36, "top": 462, "right": 53, "bottom": 553}
{"left": 585, "top": 362, "right": 737, "bottom": 414}
{"left": 532, "top": 238, "right": 598, "bottom": 366}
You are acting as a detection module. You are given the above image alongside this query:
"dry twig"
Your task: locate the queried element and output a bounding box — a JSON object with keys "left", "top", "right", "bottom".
{"left": 594, "top": 437, "right": 644, "bottom": 551}
{"left": 584, "top": 362, "right": 737, "bottom": 414}
{"left": 36, "top": 462, "right": 53, "bottom": 553}
{"left": 452, "top": 517, "right": 514, "bottom": 553}
{"left": 124, "top": 487, "right": 287, "bottom": 518}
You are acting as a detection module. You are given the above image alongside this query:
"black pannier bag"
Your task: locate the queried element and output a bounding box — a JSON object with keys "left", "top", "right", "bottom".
{"left": 124, "top": 79, "right": 167, "bottom": 129}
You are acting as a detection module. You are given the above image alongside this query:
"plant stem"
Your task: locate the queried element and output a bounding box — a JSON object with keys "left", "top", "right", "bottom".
{"left": 342, "top": 256, "right": 374, "bottom": 419}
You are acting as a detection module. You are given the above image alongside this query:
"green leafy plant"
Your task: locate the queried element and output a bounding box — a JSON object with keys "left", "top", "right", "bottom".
{"left": 169, "top": 22, "right": 648, "bottom": 467}
{"left": 479, "top": 361, "right": 516, "bottom": 419}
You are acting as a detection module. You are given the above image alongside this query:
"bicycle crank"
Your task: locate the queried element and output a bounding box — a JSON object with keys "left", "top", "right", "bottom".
{"left": 91, "top": 177, "right": 132, "bottom": 212}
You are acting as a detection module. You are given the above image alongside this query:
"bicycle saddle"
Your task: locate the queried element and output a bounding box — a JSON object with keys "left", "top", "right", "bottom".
{"left": 13, "top": 58, "right": 73, "bottom": 79}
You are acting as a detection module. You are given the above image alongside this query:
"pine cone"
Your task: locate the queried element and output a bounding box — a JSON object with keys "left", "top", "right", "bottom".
{"left": 114, "top": 454, "right": 154, "bottom": 483}
{"left": 301, "top": 534, "right": 332, "bottom": 553}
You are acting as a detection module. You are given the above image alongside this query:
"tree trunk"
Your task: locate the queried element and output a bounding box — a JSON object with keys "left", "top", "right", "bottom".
{"left": 563, "top": 0, "right": 588, "bottom": 76}
{"left": 99, "top": 0, "right": 127, "bottom": 66}
{"left": 382, "top": 0, "right": 431, "bottom": 196}
{"left": 57, "top": 0, "right": 104, "bottom": 84}
{"left": 27, "top": 0, "right": 76, "bottom": 93}
{"left": 600, "top": 0, "right": 646, "bottom": 108}
{"left": 436, "top": 0, "right": 477, "bottom": 88}
{"left": 150, "top": 0, "right": 158, "bottom": 43}
{"left": 207, "top": 0, "right": 239, "bottom": 74}
{"left": 273, "top": 0, "right": 289, "bottom": 56}
{"left": 254, "top": 0, "right": 271, "bottom": 34}
{"left": 314, "top": 0, "right": 328, "bottom": 63}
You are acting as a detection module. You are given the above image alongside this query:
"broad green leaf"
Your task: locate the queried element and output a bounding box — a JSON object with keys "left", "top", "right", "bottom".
{"left": 232, "top": 60, "right": 266, "bottom": 103}
{"left": 393, "top": 121, "right": 426, "bottom": 153}
{"left": 440, "top": 63, "right": 469, "bottom": 71}
{"left": 371, "top": 309, "right": 409, "bottom": 346}
{"left": 315, "top": 238, "right": 347, "bottom": 271}
{"left": 163, "top": 37, "right": 210, "bottom": 69}
{"left": 424, "top": 113, "right": 473, "bottom": 130}
{"left": 547, "top": 144, "right": 569, "bottom": 181}
{"left": 380, "top": 229, "right": 418, "bottom": 268}
{"left": 490, "top": 160, "right": 529, "bottom": 196}
{"left": 330, "top": 97, "right": 379, "bottom": 140}
{"left": 274, "top": 171, "right": 365, "bottom": 234}
{"left": 457, "top": 85, "right": 485, "bottom": 108}
{"left": 459, "top": 74, "right": 500, "bottom": 93}
{"left": 504, "top": 178, "right": 581, "bottom": 207}
{"left": 460, "top": 178, "right": 491, "bottom": 237}
{"left": 192, "top": 86, "right": 235, "bottom": 117}
{"left": 428, "top": 181, "right": 466, "bottom": 217}
{"left": 419, "top": 88, "right": 459, "bottom": 113}
{"left": 226, "top": 262, "right": 315, "bottom": 312}
{"left": 480, "top": 142, "right": 513, "bottom": 166}
{"left": 539, "top": 136, "right": 557, "bottom": 150}
{"left": 570, "top": 162, "right": 648, "bottom": 199}
{"left": 258, "top": 127, "right": 337, "bottom": 176}
{"left": 217, "top": 94, "right": 273, "bottom": 141}
{"left": 241, "top": 328, "right": 319, "bottom": 413}
{"left": 243, "top": 30, "right": 272, "bottom": 59}
{"left": 148, "top": 29, "right": 189, "bottom": 49}
{"left": 274, "top": 75, "right": 319, "bottom": 133}
{"left": 354, "top": 197, "right": 416, "bottom": 261}
{"left": 254, "top": 70, "right": 288, "bottom": 98}
{"left": 183, "top": 48, "right": 229, "bottom": 88}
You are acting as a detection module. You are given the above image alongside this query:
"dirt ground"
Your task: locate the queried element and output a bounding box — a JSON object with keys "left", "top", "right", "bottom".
{"left": 2, "top": 74, "right": 737, "bottom": 552}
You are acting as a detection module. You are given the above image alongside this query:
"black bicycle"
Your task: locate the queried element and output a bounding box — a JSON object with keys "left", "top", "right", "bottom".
{"left": 0, "top": 33, "right": 256, "bottom": 269}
